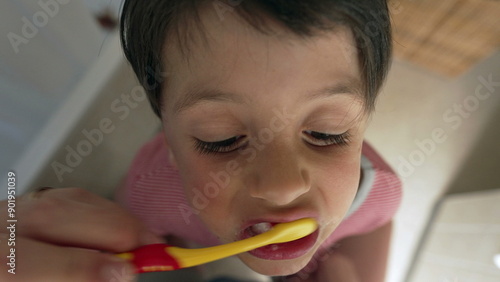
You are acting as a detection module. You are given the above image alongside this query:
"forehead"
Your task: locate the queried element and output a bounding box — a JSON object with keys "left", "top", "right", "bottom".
{"left": 161, "top": 5, "right": 361, "bottom": 111}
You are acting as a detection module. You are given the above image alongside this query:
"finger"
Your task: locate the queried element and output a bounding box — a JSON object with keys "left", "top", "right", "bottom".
{"left": 13, "top": 187, "right": 162, "bottom": 252}
{"left": 0, "top": 234, "right": 136, "bottom": 282}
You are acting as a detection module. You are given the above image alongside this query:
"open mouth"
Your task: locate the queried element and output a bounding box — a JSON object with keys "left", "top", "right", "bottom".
{"left": 240, "top": 221, "right": 320, "bottom": 260}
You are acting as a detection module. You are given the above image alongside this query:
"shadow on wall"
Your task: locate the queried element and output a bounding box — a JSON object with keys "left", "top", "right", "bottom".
{"left": 445, "top": 100, "right": 500, "bottom": 195}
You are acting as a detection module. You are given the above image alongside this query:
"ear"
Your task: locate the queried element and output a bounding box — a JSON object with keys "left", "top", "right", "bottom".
{"left": 163, "top": 135, "right": 179, "bottom": 170}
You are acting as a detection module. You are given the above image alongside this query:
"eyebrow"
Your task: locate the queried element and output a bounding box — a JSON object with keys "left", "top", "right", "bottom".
{"left": 173, "top": 88, "right": 247, "bottom": 114}
{"left": 173, "top": 80, "right": 363, "bottom": 114}
{"left": 305, "top": 81, "right": 363, "bottom": 101}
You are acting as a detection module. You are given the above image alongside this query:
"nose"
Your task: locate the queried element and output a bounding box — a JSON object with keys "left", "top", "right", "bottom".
{"left": 246, "top": 144, "right": 311, "bottom": 206}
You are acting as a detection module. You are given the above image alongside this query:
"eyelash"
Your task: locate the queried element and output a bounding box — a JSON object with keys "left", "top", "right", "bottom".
{"left": 193, "top": 131, "right": 351, "bottom": 155}
{"left": 303, "top": 131, "right": 351, "bottom": 147}
{"left": 194, "top": 136, "right": 246, "bottom": 155}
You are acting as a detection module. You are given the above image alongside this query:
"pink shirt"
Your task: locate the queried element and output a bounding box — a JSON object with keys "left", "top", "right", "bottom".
{"left": 117, "top": 133, "right": 402, "bottom": 257}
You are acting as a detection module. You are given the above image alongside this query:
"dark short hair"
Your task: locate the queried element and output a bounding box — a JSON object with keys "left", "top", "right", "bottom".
{"left": 120, "top": 0, "right": 392, "bottom": 118}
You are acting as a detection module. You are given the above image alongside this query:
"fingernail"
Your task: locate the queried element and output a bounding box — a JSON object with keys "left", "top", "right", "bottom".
{"left": 100, "top": 257, "right": 136, "bottom": 282}
{"left": 139, "top": 231, "right": 165, "bottom": 245}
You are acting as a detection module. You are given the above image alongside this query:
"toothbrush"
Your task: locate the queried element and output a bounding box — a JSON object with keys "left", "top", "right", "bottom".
{"left": 116, "top": 218, "right": 318, "bottom": 273}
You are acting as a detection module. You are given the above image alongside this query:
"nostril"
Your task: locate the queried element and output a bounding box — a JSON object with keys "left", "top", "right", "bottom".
{"left": 250, "top": 188, "right": 307, "bottom": 206}
{"left": 247, "top": 167, "right": 310, "bottom": 205}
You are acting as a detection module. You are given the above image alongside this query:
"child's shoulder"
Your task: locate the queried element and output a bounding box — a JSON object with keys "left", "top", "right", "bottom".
{"left": 128, "top": 132, "right": 169, "bottom": 175}
{"left": 362, "top": 140, "right": 403, "bottom": 211}
{"left": 356, "top": 140, "right": 402, "bottom": 212}
{"left": 117, "top": 133, "right": 204, "bottom": 237}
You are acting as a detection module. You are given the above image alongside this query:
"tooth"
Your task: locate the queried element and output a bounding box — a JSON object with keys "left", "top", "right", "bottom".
{"left": 251, "top": 222, "right": 272, "bottom": 234}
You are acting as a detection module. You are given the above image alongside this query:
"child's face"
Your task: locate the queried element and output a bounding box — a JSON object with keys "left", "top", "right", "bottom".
{"left": 161, "top": 8, "right": 367, "bottom": 276}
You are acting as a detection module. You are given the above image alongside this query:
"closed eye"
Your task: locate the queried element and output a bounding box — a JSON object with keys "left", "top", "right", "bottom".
{"left": 193, "top": 130, "right": 350, "bottom": 155}
{"left": 303, "top": 130, "right": 351, "bottom": 147}
{"left": 194, "top": 136, "right": 246, "bottom": 155}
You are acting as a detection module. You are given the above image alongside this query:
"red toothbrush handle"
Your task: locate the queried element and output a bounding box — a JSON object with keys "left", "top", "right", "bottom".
{"left": 122, "top": 244, "right": 181, "bottom": 273}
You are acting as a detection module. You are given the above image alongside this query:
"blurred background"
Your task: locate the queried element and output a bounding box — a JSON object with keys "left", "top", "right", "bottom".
{"left": 0, "top": 0, "right": 499, "bottom": 281}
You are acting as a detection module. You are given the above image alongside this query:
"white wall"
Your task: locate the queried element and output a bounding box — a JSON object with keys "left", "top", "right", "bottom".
{"left": 366, "top": 52, "right": 500, "bottom": 282}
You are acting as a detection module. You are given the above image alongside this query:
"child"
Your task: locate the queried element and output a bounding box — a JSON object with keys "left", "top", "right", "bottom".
{"left": 118, "top": 0, "right": 402, "bottom": 281}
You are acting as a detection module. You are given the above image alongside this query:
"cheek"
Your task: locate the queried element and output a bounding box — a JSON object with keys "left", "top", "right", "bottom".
{"left": 325, "top": 158, "right": 360, "bottom": 192}
{"left": 314, "top": 150, "right": 361, "bottom": 222}
{"left": 164, "top": 125, "right": 242, "bottom": 237}
{"left": 177, "top": 154, "right": 238, "bottom": 236}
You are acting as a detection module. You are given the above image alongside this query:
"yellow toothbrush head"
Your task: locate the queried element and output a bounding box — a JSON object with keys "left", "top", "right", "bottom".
{"left": 261, "top": 218, "right": 318, "bottom": 244}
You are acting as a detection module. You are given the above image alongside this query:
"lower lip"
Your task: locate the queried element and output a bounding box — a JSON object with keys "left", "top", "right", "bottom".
{"left": 240, "top": 227, "right": 320, "bottom": 260}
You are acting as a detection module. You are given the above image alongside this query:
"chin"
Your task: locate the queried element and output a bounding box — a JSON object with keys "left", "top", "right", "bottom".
{"left": 237, "top": 250, "right": 314, "bottom": 276}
